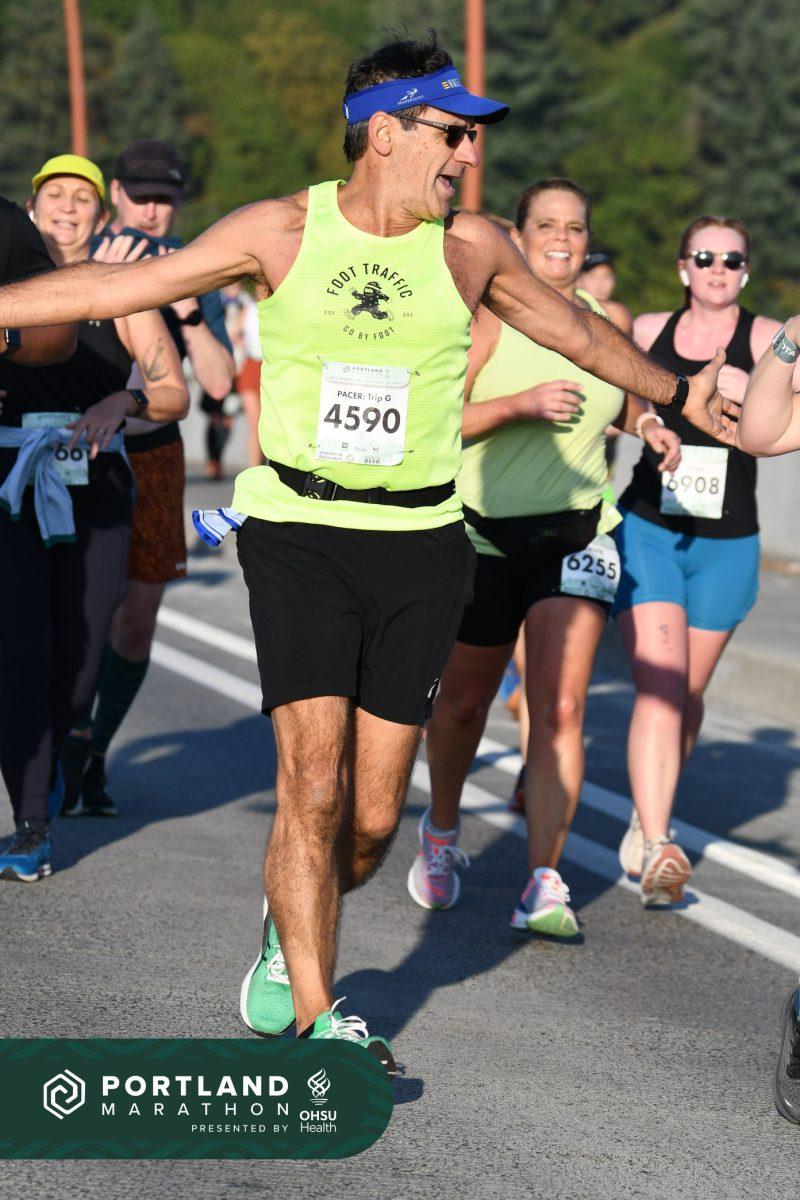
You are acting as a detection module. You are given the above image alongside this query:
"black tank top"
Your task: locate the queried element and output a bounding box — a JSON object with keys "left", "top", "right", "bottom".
{"left": 0, "top": 317, "right": 134, "bottom": 520}
{"left": 620, "top": 306, "right": 758, "bottom": 538}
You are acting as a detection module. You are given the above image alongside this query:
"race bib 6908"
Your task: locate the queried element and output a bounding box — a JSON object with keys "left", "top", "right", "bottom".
{"left": 660, "top": 445, "right": 728, "bottom": 519}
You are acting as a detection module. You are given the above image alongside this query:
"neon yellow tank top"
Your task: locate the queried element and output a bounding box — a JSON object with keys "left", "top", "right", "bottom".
{"left": 458, "top": 290, "right": 623, "bottom": 556}
{"left": 232, "top": 180, "right": 471, "bottom": 531}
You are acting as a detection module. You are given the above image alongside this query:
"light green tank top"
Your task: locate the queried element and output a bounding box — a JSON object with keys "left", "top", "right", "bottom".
{"left": 232, "top": 180, "right": 471, "bottom": 531}
{"left": 458, "top": 290, "right": 623, "bottom": 556}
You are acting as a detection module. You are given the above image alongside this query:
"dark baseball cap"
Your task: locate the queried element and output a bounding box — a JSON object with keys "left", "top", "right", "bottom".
{"left": 114, "top": 140, "right": 186, "bottom": 200}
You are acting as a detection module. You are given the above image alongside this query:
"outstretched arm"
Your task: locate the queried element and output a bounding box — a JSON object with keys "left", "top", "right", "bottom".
{"left": 737, "top": 317, "right": 800, "bottom": 456}
{"left": 481, "top": 224, "right": 733, "bottom": 442}
{"left": 0, "top": 205, "right": 262, "bottom": 327}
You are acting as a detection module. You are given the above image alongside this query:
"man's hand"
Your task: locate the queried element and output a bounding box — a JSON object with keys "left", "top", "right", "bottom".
{"left": 641, "top": 418, "right": 681, "bottom": 473}
{"left": 511, "top": 381, "right": 583, "bottom": 422}
{"left": 682, "top": 348, "right": 738, "bottom": 444}
{"left": 67, "top": 391, "right": 133, "bottom": 458}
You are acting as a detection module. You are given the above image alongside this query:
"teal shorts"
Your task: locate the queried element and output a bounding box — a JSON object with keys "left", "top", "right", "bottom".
{"left": 613, "top": 509, "right": 759, "bottom": 632}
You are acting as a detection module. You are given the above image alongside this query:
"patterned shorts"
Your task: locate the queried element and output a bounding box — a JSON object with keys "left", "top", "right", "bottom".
{"left": 127, "top": 440, "right": 187, "bottom": 584}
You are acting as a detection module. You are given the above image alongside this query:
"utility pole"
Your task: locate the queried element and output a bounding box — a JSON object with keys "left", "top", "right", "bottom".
{"left": 63, "top": 0, "right": 89, "bottom": 156}
{"left": 461, "top": 0, "right": 485, "bottom": 212}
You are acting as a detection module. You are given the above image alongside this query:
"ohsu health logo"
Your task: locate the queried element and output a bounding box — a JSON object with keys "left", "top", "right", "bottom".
{"left": 307, "top": 1068, "right": 331, "bottom": 1106}
{"left": 43, "top": 1069, "right": 86, "bottom": 1119}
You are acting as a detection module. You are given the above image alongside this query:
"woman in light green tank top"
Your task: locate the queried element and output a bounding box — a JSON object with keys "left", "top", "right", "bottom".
{"left": 412, "top": 179, "right": 681, "bottom": 934}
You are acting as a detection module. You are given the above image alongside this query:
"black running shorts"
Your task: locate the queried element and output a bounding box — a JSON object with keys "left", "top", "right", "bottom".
{"left": 237, "top": 518, "right": 476, "bottom": 725}
{"left": 458, "top": 550, "right": 611, "bottom": 648}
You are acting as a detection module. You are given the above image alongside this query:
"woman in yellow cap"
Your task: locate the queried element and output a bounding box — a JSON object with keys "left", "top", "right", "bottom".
{"left": 0, "top": 154, "right": 188, "bottom": 881}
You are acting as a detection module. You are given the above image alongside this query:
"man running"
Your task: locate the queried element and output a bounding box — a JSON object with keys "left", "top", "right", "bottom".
{"left": 0, "top": 34, "right": 731, "bottom": 1066}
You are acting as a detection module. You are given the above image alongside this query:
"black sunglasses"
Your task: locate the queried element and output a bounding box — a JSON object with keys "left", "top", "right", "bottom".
{"left": 688, "top": 249, "right": 748, "bottom": 271}
{"left": 397, "top": 114, "right": 478, "bottom": 149}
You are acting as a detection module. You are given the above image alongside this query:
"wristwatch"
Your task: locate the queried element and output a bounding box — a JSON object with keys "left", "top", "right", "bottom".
{"left": 664, "top": 372, "right": 689, "bottom": 414}
{"left": 771, "top": 327, "right": 800, "bottom": 364}
{"left": 0, "top": 328, "right": 21, "bottom": 356}
{"left": 129, "top": 388, "right": 149, "bottom": 414}
{"left": 176, "top": 308, "right": 203, "bottom": 327}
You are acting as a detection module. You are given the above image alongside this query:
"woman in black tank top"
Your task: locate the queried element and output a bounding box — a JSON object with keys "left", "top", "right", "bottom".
{"left": 0, "top": 156, "right": 187, "bottom": 881}
{"left": 613, "top": 215, "right": 782, "bottom": 907}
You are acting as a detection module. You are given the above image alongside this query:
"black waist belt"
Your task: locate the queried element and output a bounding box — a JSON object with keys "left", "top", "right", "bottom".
{"left": 268, "top": 459, "right": 456, "bottom": 508}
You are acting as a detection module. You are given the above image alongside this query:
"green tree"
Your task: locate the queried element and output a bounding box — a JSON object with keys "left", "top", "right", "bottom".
{"left": 688, "top": 0, "right": 800, "bottom": 315}
{"left": 104, "top": 5, "right": 189, "bottom": 171}
{"left": 0, "top": 0, "right": 114, "bottom": 203}
{"left": 563, "top": 9, "right": 700, "bottom": 313}
{"left": 482, "top": 0, "right": 581, "bottom": 218}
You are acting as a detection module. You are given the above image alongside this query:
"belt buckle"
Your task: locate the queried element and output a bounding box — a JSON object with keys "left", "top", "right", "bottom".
{"left": 302, "top": 472, "right": 338, "bottom": 501}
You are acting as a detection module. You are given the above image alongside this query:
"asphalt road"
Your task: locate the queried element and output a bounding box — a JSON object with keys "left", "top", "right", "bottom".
{"left": 2, "top": 476, "right": 800, "bottom": 1198}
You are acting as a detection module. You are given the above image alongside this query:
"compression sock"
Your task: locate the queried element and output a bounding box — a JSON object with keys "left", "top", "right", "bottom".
{"left": 90, "top": 645, "right": 150, "bottom": 755}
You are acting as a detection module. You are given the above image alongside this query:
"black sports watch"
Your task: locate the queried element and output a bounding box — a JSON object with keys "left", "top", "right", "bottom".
{"left": 129, "top": 388, "right": 149, "bottom": 414}
{"left": 176, "top": 308, "right": 203, "bottom": 327}
{"left": 1, "top": 328, "right": 21, "bottom": 356}
{"left": 664, "top": 373, "right": 689, "bottom": 414}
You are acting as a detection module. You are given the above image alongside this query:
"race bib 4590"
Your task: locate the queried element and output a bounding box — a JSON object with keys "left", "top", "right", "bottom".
{"left": 316, "top": 362, "right": 410, "bottom": 467}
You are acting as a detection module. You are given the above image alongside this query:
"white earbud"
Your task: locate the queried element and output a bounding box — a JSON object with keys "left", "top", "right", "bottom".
{"left": 679, "top": 269, "right": 690, "bottom": 287}
{"left": 739, "top": 272, "right": 750, "bottom": 290}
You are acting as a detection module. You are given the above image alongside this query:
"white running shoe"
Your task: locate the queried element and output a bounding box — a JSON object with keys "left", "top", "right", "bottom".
{"left": 619, "top": 807, "right": 645, "bottom": 877}
{"left": 641, "top": 837, "right": 691, "bottom": 907}
{"left": 510, "top": 867, "right": 579, "bottom": 937}
{"left": 407, "top": 809, "right": 470, "bottom": 910}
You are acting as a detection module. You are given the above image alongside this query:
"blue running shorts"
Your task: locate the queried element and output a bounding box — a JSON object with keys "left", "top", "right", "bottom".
{"left": 613, "top": 509, "right": 759, "bottom": 631}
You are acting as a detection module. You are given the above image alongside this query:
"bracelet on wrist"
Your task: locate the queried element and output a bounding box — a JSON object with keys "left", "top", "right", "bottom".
{"left": 772, "top": 327, "right": 800, "bottom": 364}
{"left": 635, "top": 411, "right": 664, "bottom": 439}
{"left": 129, "top": 388, "right": 149, "bottom": 415}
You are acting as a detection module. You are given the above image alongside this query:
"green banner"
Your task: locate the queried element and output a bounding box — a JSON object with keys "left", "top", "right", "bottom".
{"left": 0, "top": 1039, "right": 393, "bottom": 1159}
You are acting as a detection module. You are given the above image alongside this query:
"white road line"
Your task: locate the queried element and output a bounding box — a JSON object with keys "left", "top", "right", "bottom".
{"left": 158, "top": 606, "right": 257, "bottom": 664}
{"left": 474, "top": 734, "right": 800, "bottom": 903}
{"left": 157, "top": 606, "right": 800, "bottom": 901}
{"left": 151, "top": 642, "right": 261, "bottom": 709}
{"left": 151, "top": 633, "right": 800, "bottom": 974}
{"left": 410, "top": 764, "right": 800, "bottom": 974}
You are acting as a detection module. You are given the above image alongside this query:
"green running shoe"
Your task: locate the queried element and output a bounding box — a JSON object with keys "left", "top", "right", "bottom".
{"left": 240, "top": 898, "right": 295, "bottom": 1036}
{"left": 305, "top": 997, "right": 396, "bottom": 1077}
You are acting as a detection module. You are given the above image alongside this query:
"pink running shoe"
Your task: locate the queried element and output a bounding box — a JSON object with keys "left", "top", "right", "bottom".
{"left": 510, "top": 867, "right": 579, "bottom": 936}
{"left": 407, "top": 809, "right": 469, "bottom": 910}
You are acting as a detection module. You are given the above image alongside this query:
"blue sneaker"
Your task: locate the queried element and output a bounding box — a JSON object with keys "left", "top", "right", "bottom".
{"left": 0, "top": 823, "right": 52, "bottom": 882}
{"left": 47, "top": 762, "right": 65, "bottom": 822}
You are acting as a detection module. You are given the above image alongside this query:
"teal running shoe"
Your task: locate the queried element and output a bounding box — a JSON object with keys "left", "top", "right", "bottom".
{"left": 240, "top": 898, "right": 295, "bottom": 1036}
{"left": 0, "top": 822, "right": 52, "bottom": 882}
{"left": 305, "top": 997, "right": 396, "bottom": 1077}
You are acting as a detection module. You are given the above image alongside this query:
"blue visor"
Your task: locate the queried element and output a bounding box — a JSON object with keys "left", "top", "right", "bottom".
{"left": 343, "top": 67, "right": 509, "bottom": 126}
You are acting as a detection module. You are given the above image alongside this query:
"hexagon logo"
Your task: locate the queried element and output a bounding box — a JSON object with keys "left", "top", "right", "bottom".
{"left": 43, "top": 1069, "right": 86, "bottom": 1119}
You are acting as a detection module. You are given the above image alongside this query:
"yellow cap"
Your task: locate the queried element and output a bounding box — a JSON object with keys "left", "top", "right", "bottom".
{"left": 31, "top": 154, "right": 106, "bottom": 201}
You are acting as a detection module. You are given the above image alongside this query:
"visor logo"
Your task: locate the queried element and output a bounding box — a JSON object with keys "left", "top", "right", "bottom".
{"left": 396, "top": 87, "right": 419, "bottom": 105}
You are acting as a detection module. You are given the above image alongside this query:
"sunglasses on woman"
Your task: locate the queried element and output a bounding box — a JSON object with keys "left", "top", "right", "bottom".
{"left": 688, "top": 249, "right": 748, "bottom": 271}
{"left": 397, "top": 114, "right": 479, "bottom": 149}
